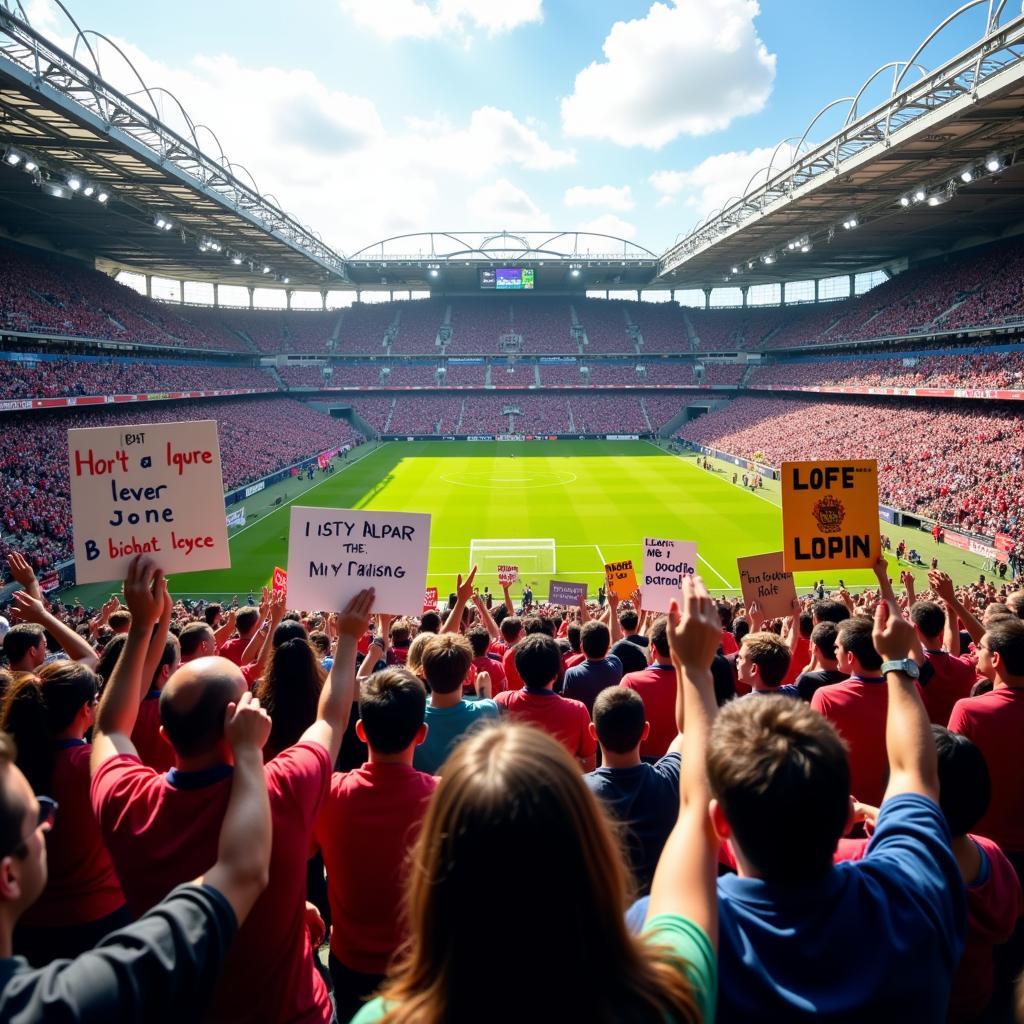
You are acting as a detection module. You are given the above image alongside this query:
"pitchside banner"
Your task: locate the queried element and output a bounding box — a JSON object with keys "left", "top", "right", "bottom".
{"left": 287, "top": 507, "right": 431, "bottom": 615}
{"left": 641, "top": 538, "right": 697, "bottom": 613}
{"left": 781, "top": 460, "right": 880, "bottom": 571}
{"left": 68, "top": 420, "right": 230, "bottom": 584}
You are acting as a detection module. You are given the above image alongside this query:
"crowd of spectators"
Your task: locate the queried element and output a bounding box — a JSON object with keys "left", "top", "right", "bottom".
{"left": 624, "top": 299, "right": 691, "bottom": 353}
{"left": 0, "top": 397, "right": 360, "bottom": 568}
{"left": 441, "top": 361, "right": 487, "bottom": 386}
{"left": 445, "top": 299, "right": 512, "bottom": 354}
{"left": 577, "top": 298, "right": 634, "bottom": 354}
{"left": 335, "top": 303, "right": 398, "bottom": 355}
{"left": 386, "top": 396, "right": 461, "bottom": 435}
{"left": 512, "top": 299, "right": 576, "bottom": 355}
{"left": 680, "top": 394, "right": 1024, "bottom": 543}
{"left": 698, "top": 362, "right": 747, "bottom": 385}
{"left": 277, "top": 364, "right": 333, "bottom": 388}
{"left": 390, "top": 301, "right": 444, "bottom": 354}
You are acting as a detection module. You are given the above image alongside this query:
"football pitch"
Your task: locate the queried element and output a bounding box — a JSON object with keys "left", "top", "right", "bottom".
{"left": 66, "top": 440, "right": 996, "bottom": 607}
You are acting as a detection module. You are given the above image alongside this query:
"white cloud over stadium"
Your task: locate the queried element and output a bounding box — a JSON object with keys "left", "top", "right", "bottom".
{"left": 337, "top": 0, "right": 543, "bottom": 41}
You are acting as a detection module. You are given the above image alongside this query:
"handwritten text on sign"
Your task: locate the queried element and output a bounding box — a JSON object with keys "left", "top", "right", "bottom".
{"left": 548, "top": 580, "right": 588, "bottom": 604}
{"left": 68, "top": 420, "right": 229, "bottom": 584}
{"left": 497, "top": 564, "right": 519, "bottom": 586}
{"left": 737, "top": 552, "right": 797, "bottom": 619}
{"left": 287, "top": 507, "right": 431, "bottom": 615}
{"left": 781, "top": 460, "right": 880, "bottom": 571}
{"left": 641, "top": 538, "right": 697, "bottom": 613}
{"left": 604, "top": 560, "right": 640, "bottom": 603}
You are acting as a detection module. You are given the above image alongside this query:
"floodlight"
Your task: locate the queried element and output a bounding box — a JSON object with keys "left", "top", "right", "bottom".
{"left": 97, "top": 191, "right": 109, "bottom": 204}
{"left": 800, "top": 243, "right": 812, "bottom": 253}
{"left": 763, "top": 254, "right": 775, "bottom": 265}
{"left": 40, "top": 180, "right": 71, "bottom": 200}
{"left": 66, "top": 175, "right": 81, "bottom": 192}
{"left": 913, "top": 189, "right": 926, "bottom": 203}
{"left": 986, "top": 155, "right": 1003, "bottom": 173}
{"left": 231, "top": 253, "right": 243, "bottom": 265}
{"left": 900, "top": 196, "right": 911, "bottom": 207}
{"left": 4, "top": 150, "right": 20, "bottom": 166}
{"left": 282, "top": 277, "right": 290, "bottom": 284}
{"left": 731, "top": 266, "right": 739, "bottom": 275}
{"left": 960, "top": 169, "right": 973, "bottom": 184}
{"left": 569, "top": 269, "right": 578, "bottom": 278}
{"left": 430, "top": 269, "right": 440, "bottom": 277}
{"left": 83, "top": 184, "right": 95, "bottom": 197}
{"left": 154, "top": 215, "right": 167, "bottom": 229}
{"left": 24, "top": 158, "right": 37, "bottom": 173}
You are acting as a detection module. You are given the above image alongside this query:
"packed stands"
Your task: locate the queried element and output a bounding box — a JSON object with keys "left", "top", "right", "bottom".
{"left": 335, "top": 302, "right": 397, "bottom": 355}
{"left": 351, "top": 397, "right": 393, "bottom": 432}
{"left": 390, "top": 301, "right": 444, "bottom": 354}
{"left": 0, "top": 396, "right": 360, "bottom": 568}
{"left": 577, "top": 298, "right": 633, "bottom": 354}
{"left": 699, "top": 362, "right": 747, "bottom": 385}
{"left": 538, "top": 362, "right": 582, "bottom": 386}
{"left": 587, "top": 362, "right": 641, "bottom": 386}
{"left": 277, "top": 364, "right": 332, "bottom": 388}
{"left": 383, "top": 363, "right": 439, "bottom": 387}
{"left": 625, "top": 300, "right": 690, "bottom": 354}
{"left": 643, "top": 361, "right": 697, "bottom": 386}
{"left": 386, "top": 395, "right": 461, "bottom": 434}
{"left": 446, "top": 298, "right": 511, "bottom": 354}
{"left": 491, "top": 362, "right": 535, "bottom": 387}
{"left": 679, "top": 394, "right": 1024, "bottom": 542}
{"left": 441, "top": 361, "right": 487, "bottom": 386}
{"left": 511, "top": 299, "right": 575, "bottom": 354}
{"left": 644, "top": 394, "right": 691, "bottom": 429}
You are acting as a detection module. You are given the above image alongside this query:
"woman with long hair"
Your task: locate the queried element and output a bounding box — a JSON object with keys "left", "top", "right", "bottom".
{"left": 1, "top": 662, "right": 129, "bottom": 964}
{"left": 254, "top": 633, "right": 325, "bottom": 760}
{"left": 352, "top": 579, "right": 722, "bottom": 1024}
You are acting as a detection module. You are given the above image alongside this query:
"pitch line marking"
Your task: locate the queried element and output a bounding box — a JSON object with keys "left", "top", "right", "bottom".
{"left": 697, "top": 553, "right": 736, "bottom": 590}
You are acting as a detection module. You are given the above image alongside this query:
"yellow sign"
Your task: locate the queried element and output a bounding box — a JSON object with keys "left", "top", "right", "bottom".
{"left": 604, "top": 559, "right": 640, "bottom": 602}
{"left": 781, "top": 460, "right": 879, "bottom": 571}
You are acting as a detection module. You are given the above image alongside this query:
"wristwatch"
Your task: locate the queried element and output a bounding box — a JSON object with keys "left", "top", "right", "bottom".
{"left": 880, "top": 658, "right": 920, "bottom": 679}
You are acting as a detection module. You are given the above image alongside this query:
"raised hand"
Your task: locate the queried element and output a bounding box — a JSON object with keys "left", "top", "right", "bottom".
{"left": 224, "top": 691, "right": 272, "bottom": 753}
{"left": 928, "top": 570, "right": 955, "bottom": 604}
{"left": 872, "top": 600, "right": 923, "bottom": 664}
{"left": 334, "top": 588, "right": 375, "bottom": 640}
{"left": 667, "top": 576, "right": 722, "bottom": 673}
{"left": 456, "top": 566, "right": 478, "bottom": 603}
{"left": 122, "top": 555, "right": 165, "bottom": 627}
{"left": 5, "top": 552, "right": 36, "bottom": 589}
{"left": 10, "top": 590, "right": 47, "bottom": 625}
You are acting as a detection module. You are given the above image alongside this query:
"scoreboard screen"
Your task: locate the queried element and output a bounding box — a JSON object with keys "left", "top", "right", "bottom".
{"left": 479, "top": 268, "right": 534, "bottom": 290}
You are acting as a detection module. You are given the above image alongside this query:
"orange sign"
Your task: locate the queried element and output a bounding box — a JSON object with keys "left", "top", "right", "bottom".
{"left": 604, "top": 559, "right": 640, "bottom": 603}
{"left": 781, "top": 460, "right": 879, "bottom": 571}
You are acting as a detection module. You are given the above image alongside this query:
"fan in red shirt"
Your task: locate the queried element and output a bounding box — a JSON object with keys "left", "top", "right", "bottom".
{"left": 466, "top": 626, "right": 506, "bottom": 694}
{"left": 619, "top": 617, "right": 677, "bottom": 759}
{"left": 499, "top": 616, "right": 526, "bottom": 691}
{"left": 90, "top": 555, "right": 374, "bottom": 1024}
{"left": 495, "top": 634, "right": 596, "bottom": 770}
{"left": 811, "top": 615, "right": 890, "bottom": 806}
{"left": 909, "top": 596, "right": 976, "bottom": 726}
{"left": 218, "top": 603, "right": 266, "bottom": 666}
{"left": 313, "top": 668, "right": 438, "bottom": 1023}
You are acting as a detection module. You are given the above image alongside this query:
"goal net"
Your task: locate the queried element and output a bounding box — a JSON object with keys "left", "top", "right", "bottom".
{"left": 469, "top": 538, "right": 557, "bottom": 577}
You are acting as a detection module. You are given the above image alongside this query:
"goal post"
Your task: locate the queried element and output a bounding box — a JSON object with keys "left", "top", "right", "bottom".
{"left": 469, "top": 538, "right": 556, "bottom": 577}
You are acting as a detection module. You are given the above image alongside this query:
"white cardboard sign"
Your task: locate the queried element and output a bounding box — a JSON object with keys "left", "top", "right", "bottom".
{"left": 287, "top": 506, "right": 431, "bottom": 615}
{"left": 497, "top": 563, "right": 519, "bottom": 585}
{"left": 641, "top": 537, "right": 697, "bottom": 613}
{"left": 68, "top": 420, "right": 230, "bottom": 584}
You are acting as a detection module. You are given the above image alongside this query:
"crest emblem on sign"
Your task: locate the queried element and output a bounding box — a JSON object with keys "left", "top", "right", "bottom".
{"left": 812, "top": 496, "right": 845, "bottom": 534}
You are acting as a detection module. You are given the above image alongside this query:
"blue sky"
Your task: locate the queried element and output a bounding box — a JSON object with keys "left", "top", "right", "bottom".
{"left": 28, "top": 1, "right": 991, "bottom": 255}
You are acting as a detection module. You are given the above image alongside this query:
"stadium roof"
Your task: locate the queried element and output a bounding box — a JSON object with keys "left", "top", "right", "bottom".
{"left": 655, "top": 6, "right": 1024, "bottom": 290}
{"left": 0, "top": 7, "right": 347, "bottom": 287}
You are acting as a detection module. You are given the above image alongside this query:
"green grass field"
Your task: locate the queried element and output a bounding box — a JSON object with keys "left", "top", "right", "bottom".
{"left": 65, "top": 440, "right": 1001, "bottom": 607}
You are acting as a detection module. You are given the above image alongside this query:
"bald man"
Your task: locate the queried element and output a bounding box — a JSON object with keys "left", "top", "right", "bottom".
{"left": 90, "top": 557, "right": 375, "bottom": 1024}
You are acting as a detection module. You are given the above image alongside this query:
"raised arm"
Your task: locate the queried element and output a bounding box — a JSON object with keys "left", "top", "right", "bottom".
{"left": 646, "top": 576, "right": 721, "bottom": 942}
{"left": 201, "top": 692, "right": 272, "bottom": 923}
{"left": 501, "top": 580, "right": 514, "bottom": 617}
{"left": 213, "top": 608, "right": 237, "bottom": 651}
{"left": 442, "top": 566, "right": 476, "bottom": 634}
{"left": 140, "top": 580, "right": 173, "bottom": 696}
{"left": 300, "top": 589, "right": 374, "bottom": 762}
{"left": 471, "top": 593, "right": 499, "bottom": 639}
{"left": 929, "top": 570, "right": 967, "bottom": 654}
{"left": 6, "top": 552, "right": 41, "bottom": 603}
{"left": 11, "top": 591, "right": 99, "bottom": 671}
{"left": 900, "top": 570, "right": 917, "bottom": 608}
{"left": 874, "top": 600, "right": 939, "bottom": 804}
{"left": 91, "top": 556, "right": 165, "bottom": 771}
{"left": 607, "top": 589, "right": 623, "bottom": 644}
{"left": 357, "top": 639, "right": 384, "bottom": 681}
{"left": 872, "top": 554, "right": 898, "bottom": 607}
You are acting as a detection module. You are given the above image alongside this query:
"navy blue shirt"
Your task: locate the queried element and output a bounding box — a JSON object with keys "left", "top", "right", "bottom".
{"left": 562, "top": 655, "right": 623, "bottom": 715}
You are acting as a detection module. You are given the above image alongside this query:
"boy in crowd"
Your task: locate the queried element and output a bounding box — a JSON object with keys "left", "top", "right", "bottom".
{"left": 414, "top": 634, "right": 498, "bottom": 774}
{"left": 909, "top": 595, "right": 976, "bottom": 726}
{"left": 496, "top": 634, "right": 596, "bottom": 770}
{"left": 562, "top": 621, "right": 623, "bottom": 715}
{"left": 314, "top": 668, "right": 438, "bottom": 1022}
{"left": 584, "top": 687, "right": 682, "bottom": 894}
{"left": 736, "top": 632, "right": 795, "bottom": 698}
{"left": 90, "top": 555, "right": 372, "bottom": 1024}
{"left": 620, "top": 617, "right": 678, "bottom": 759}
{"left": 466, "top": 625, "right": 506, "bottom": 694}
{"left": 794, "top": 622, "right": 848, "bottom": 702}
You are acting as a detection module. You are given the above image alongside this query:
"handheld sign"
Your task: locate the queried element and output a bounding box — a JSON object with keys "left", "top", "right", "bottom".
{"left": 641, "top": 538, "right": 697, "bottom": 613}
{"left": 497, "top": 564, "right": 519, "bottom": 586}
{"left": 782, "top": 460, "right": 880, "bottom": 571}
{"left": 287, "top": 507, "right": 431, "bottom": 616}
{"left": 604, "top": 559, "right": 640, "bottom": 603}
{"left": 549, "top": 580, "right": 588, "bottom": 605}
{"left": 737, "top": 552, "right": 797, "bottom": 619}
{"left": 424, "top": 586, "right": 438, "bottom": 611}
{"left": 68, "top": 420, "right": 229, "bottom": 584}
{"left": 272, "top": 566, "right": 288, "bottom": 595}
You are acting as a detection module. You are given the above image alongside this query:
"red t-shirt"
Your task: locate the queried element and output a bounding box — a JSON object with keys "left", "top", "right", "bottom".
{"left": 620, "top": 664, "right": 677, "bottom": 758}
{"left": 563, "top": 652, "right": 586, "bottom": 671}
{"left": 494, "top": 689, "right": 596, "bottom": 760}
{"left": 314, "top": 762, "right": 437, "bottom": 974}
{"left": 782, "top": 636, "right": 810, "bottom": 686}
{"left": 920, "top": 650, "right": 976, "bottom": 727}
{"left": 811, "top": 676, "right": 889, "bottom": 806}
{"left": 91, "top": 741, "right": 333, "bottom": 1023}
{"left": 720, "top": 630, "right": 739, "bottom": 656}
{"left": 21, "top": 742, "right": 124, "bottom": 928}
{"left": 471, "top": 655, "right": 505, "bottom": 695}
{"left": 131, "top": 691, "right": 175, "bottom": 773}
{"left": 218, "top": 635, "right": 248, "bottom": 666}
{"left": 949, "top": 687, "right": 1024, "bottom": 852}
{"left": 502, "top": 646, "right": 525, "bottom": 691}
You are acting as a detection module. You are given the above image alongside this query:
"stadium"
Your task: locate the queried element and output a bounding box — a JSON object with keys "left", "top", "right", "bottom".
{"left": 1, "top": 1, "right": 1024, "bottom": 1021}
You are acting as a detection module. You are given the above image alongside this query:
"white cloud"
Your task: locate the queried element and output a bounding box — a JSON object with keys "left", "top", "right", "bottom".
{"left": 468, "top": 179, "right": 550, "bottom": 227}
{"left": 561, "top": 0, "right": 776, "bottom": 149}
{"left": 563, "top": 185, "right": 635, "bottom": 212}
{"left": 650, "top": 142, "right": 797, "bottom": 223}
{"left": 578, "top": 213, "right": 637, "bottom": 239}
{"left": 339, "top": 0, "right": 543, "bottom": 40}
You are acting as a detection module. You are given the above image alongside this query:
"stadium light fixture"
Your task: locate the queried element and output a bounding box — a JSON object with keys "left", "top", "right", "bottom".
{"left": 4, "top": 149, "right": 21, "bottom": 166}
{"left": 230, "top": 252, "right": 244, "bottom": 265}
{"left": 40, "top": 179, "right": 71, "bottom": 200}
{"left": 960, "top": 168, "right": 974, "bottom": 184}
{"left": 731, "top": 266, "right": 739, "bottom": 275}
{"left": 430, "top": 269, "right": 439, "bottom": 277}
{"left": 800, "top": 243, "right": 812, "bottom": 253}
{"left": 842, "top": 217, "right": 858, "bottom": 230}
{"left": 763, "top": 254, "right": 775, "bottom": 265}
{"left": 83, "top": 183, "right": 95, "bottom": 197}
{"left": 985, "top": 154, "right": 1004, "bottom": 173}
{"left": 154, "top": 214, "right": 167, "bottom": 229}
{"left": 66, "top": 175, "right": 82, "bottom": 192}
{"left": 262, "top": 265, "right": 271, "bottom": 274}
{"left": 900, "top": 195, "right": 911, "bottom": 207}
{"left": 96, "top": 190, "right": 109, "bottom": 204}
{"left": 282, "top": 277, "right": 290, "bottom": 284}
{"left": 913, "top": 188, "right": 926, "bottom": 203}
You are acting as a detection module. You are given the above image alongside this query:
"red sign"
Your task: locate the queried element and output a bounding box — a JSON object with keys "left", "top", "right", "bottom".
{"left": 995, "top": 532, "right": 1015, "bottom": 553}
{"left": 423, "top": 586, "right": 438, "bottom": 610}
{"left": 944, "top": 530, "right": 970, "bottom": 551}
{"left": 272, "top": 566, "right": 288, "bottom": 595}
{"left": 39, "top": 571, "right": 60, "bottom": 593}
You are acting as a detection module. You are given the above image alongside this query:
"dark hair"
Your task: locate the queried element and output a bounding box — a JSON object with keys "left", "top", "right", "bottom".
{"left": 95, "top": 633, "right": 128, "bottom": 687}
{"left": 618, "top": 609, "right": 639, "bottom": 632}
{"left": 3, "top": 624, "right": 44, "bottom": 665}
{"left": 500, "top": 617, "right": 522, "bottom": 643}
{"left": 359, "top": 669, "right": 426, "bottom": 754}
{"left": 522, "top": 616, "right": 545, "bottom": 636}
{"left": 466, "top": 626, "right": 490, "bottom": 658}
{"left": 566, "top": 623, "right": 581, "bottom": 653}
{"left": 933, "top": 726, "right": 990, "bottom": 837}
{"left": 1006, "top": 591, "right": 1024, "bottom": 619}
{"left": 420, "top": 611, "right": 442, "bottom": 635}
{"left": 0, "top": 663, "right": 97, "bottom": 794}
{"left": 390, "top": 618, "right": 413, "bottom": 648}
{"left": 108, "top": 610, "right": 132, "bottom": 631}
{"left": 648, "top": 617, "right": 670, "bottom": 658}
{"left": 593, "top": 687, "right": 646, "bottom": 754}
{"left": 708, "top": 695, "right": 850, "bottom": 880}
{"left": 810, "top": 622, "right": 838, "bottom": 662}
{"left": 179, "top": 622, "right": 214, "bottom": 659}
{"left": 733, "top": 619, "right": 750, "bottom": 643}
{"left": 254, "top": 637, "right": 324, "bottom": 755}
{"left": 235, "top": 606, "right": 260, "bottom": 634}
{"left": 580, "top": 620, "right": 611, "bottom": 659}
{"left": 837, "top": 617, "right": 882, "bottom": 671}
{"left": 798, "top": 612, "right": 813, "bottom": 639}
{"left": 812, "top": 599, "right": 850, "bottom": 625}
{"left": 740, "top": 632, "right": 791, "bottom": 687}
{"left": 910, "top": 601, "right": 946, "bottom": 641}
{"left": 204, "top": 603, "right": 222, "bottom": 627}
{"left": 983, "top": 618, "right": 1024, "bottom": 676}
{"left": 718, "top": 603, "right": 734, "bottom": 630}
{"left": 514, "top": 634, "right": 562, "bottom": 690}
{"left": 421, "top": 634, "right": 473, "bottom": 696}
{"left": 273, "top": 620, "right": 307, "bottom": 647}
